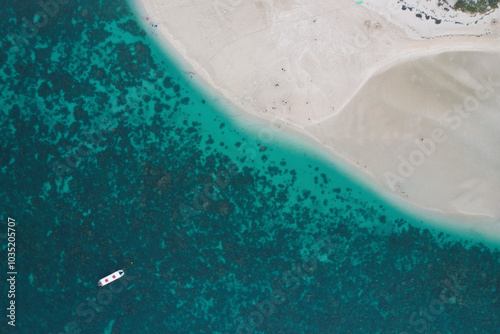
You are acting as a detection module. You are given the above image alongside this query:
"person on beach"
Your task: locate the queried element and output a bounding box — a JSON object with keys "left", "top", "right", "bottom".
{"left": 144, "top": 17, "right": 158, "bottom": 28}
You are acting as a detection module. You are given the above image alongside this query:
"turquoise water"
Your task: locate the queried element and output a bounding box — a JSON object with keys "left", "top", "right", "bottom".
{"left": 1, "top": 1, "right": 499, "bottom": 334}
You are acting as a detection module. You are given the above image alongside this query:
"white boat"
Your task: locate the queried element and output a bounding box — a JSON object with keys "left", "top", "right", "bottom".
{"left": 98, "top": 269, "right": 124, "bottom": 286}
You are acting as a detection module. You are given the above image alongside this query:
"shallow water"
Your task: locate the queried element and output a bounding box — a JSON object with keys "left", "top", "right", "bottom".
{"left": 1, "top": 1, "right": 499, "bottom": 334}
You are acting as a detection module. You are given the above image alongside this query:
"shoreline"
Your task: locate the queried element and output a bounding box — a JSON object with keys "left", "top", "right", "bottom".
{"left": 128, "top": 0, "right": 500, "bottom": 246}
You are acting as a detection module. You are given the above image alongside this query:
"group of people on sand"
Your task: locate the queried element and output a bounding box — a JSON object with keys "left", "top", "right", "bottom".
{"left": 144, "top": 17, "right": 158, "bottom": 29}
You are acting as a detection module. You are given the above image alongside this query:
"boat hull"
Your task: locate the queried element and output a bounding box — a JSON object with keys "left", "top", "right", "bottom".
{"left": 98, "top": 269, "right": 124, "bottom": 286}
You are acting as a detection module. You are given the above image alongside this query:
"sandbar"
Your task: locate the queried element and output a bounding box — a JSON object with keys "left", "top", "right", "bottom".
{"left": 129, "top": 0, "right": 500, "bottom": 242}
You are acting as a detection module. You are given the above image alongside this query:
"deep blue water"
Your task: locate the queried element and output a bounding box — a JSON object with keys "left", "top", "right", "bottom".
{"left": 1, "top": 1, "right": 499, "bottom": 334}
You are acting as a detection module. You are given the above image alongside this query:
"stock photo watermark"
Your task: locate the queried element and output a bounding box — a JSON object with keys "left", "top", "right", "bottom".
{"left": 384, "top": 73, "right": 500, "bottom": 192}
{"left": 399, "top": 274, "right": 465, "bottom": 333}
{"left": 52, "top": 273, "right": 135, "bottom": 334}
{"left": 7, "top": 0, "right": 73, "bottom": 55}
{"left": 234, "top": 235, "right": 348, "bottom": 334}
{"left": 6, "top": 217, "right": 17, "bottom": 327}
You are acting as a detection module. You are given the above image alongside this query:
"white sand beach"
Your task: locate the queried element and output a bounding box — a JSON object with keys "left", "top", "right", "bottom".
{"left": 130, "top": 0, "right": 500, "bottom": 240}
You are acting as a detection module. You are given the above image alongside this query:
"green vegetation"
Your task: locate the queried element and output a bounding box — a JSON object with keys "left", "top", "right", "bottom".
{"left": 454, "top": 0, "right": 499, "bottom": 13}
